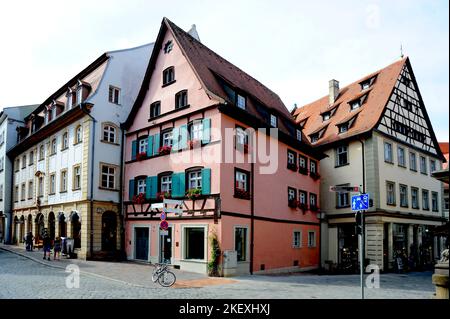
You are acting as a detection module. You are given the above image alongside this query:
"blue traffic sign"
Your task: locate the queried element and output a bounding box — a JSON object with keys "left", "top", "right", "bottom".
{"left": 351, "top": 193, "right": 369, "bottom": 211}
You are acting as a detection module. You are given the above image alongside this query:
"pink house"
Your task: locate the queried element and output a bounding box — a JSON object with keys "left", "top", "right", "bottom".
{"left": 122, "top": 18, "right": 325, "bottom": 275}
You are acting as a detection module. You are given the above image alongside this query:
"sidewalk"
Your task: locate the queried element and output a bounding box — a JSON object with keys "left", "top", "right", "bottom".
{"left": 0, "top": 244, "right": 235, "bottom": 288}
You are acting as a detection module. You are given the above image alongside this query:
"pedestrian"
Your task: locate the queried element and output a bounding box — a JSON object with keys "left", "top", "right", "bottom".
{"left": 42, "top": 231, "right": 52, "bottom": 261}
{"left": 53, "top": 237, "right": 61, "bottom": 260}
{"left": 25, "top": 232, "right": 34, "bottom": 251}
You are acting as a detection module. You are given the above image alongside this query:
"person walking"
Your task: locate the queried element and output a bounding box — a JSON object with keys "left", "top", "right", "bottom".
{"left": 53, "top": 237, "right": 61, "bottom": 260}
{"left": 42, "top": 231, "right": 52, "bottom": 261}
{"left": 25, "top": 232, "right": 34, "bottom": 251}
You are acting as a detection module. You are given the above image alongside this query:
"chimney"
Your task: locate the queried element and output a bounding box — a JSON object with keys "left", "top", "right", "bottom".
{"left": 188, "top": 24, "right": 201, "bottom": 43}
{"left": 329, "top": 79, "right": 339, "bottom": 105}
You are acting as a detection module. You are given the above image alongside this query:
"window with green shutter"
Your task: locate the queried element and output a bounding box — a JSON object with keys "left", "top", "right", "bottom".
{"left": 201, "top": 168, "right": 211, "bottom": 195}
{"left": 145, "top": 176, "right": 158, "bottom": 199}
{"left": 153, "top": 133, "right": 160, "bottom": 155}
{"left": 128, "top": 179, "right": 135, "bottom": 200}
{"left": 171, "top": 172, "right": 186, "bottom": 197}
{"left": 146, "top": 136, "right": 153, "bottom": 157}
{"left": 131, "top": 140, "right": 137, "bottom": 160}
{"left": 202, "top": 118, "right": 211, "bottom": 144}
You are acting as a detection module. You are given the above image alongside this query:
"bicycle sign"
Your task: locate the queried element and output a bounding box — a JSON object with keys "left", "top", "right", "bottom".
{"left": 351, "top": 193, "right": 369, "bottom": 211}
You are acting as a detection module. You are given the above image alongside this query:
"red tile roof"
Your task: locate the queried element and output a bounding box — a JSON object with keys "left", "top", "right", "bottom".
{"left": 294, "top": 58, "right": 407, "bottom": 146}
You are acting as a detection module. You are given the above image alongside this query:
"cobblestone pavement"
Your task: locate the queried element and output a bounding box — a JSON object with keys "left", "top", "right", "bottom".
{"left": 0, "top": 247, "right": 435, "bottom": 299}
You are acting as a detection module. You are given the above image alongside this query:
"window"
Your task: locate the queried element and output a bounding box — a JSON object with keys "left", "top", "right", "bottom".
{"left": 189, "top": 120, "right": 203, "bottom": 141}
{"left": 296, "top": 129, "right": 302, "bottom": 141}
{"left": 138, "top": 138, "right": 148, "bottom": 154}
{"left": 308, "top": 231, "right": 316, "bottom": 247}
{"left": 430, "top": 160, "right": 436, "bottom": 173}
{"left": 28, "top": 181, "right": 33, "bottom": 199}
{"left": 22, "top": 155, "right": 26, "bottom": 168}
{"left": 410, "top": 152, "right": 417, "bottom": 171}
{"left": 103, "top": 124, "right": 117, "bottom": 144}
{"left": 162, "top": 130, "right": 173, "bottom": 147}
{"left": 236, "top": 94, "right": 246, "bottom": 109}
{"left": 235, "top": 126, "right": 248, "bottom": 150}
{"left": 360, "top": 80, "right": 371, "bottom": 90}
{"left": 73, "top": 165, "right": 81, "bottom": 190}
{"left": 108, "top": 86, "right": 120, "bottom": 104}
{"left": 14, "top": 186, "right": 19, "bottom": 202}
{"left": 384, "top": 142, "right": 393, "bottom": 163}
{"left": 235, "top": 170, "right": 248, "bottom": 192}
{"left": 386, "top": 181, "right": 396, "bottom": 205}
{"left": 411, "top": 187, "right": 419, "bottom": 209}
{"left": 162, "top": 67, "right": 175, "bottom": 85}
{"left": 444, "top": 198, "right": 449, "bottom": 211}
{"left": 188, "top": 170, "right": 202, "bottom": 190}
{"left": 310, "top": 160, "right": 317, "bottom": 175}
{"left": 62, "top": 132, "right": 69, "bottom": 150}
{"left": 39, "top": 145, "right": 45, "bottom": 160}
{"left": 184, "top": 227, "right": 205, "bottom": 260}
{"left": 270, "top": 114, "right": 277, "bottom": 127}
{"left": 137, "top": 178, "right": 146, "bottom": 195}
{"left": 60, "top": 170, "right": 67, "bottom": 192}
{"left": 350, "top": 100, "right": 361, "bottom": 110}
{"left": 15, "top": 158, "right": 20, "bottom": 172}
{"left": 336, "top": 184, "right": 350, "bottom": 208}
{"left": 175, "top": 90, "right": 188, "bottom": 109}
{"left": 397, "top": 147, "right": 406, "bottom": 167}
{"left": 293, "top": 231, "right": 301, "bottom": 248}
{"left": 0, "top": 184, "right": 3, "bottom": 201}
{"left": 75, "top": 125, "right": 82, "bottom": 144}
{"left": 309, "top": 193, "right": 317, "bottom": 210}
{"left": 310, "top": 134, "right": 319, "bottom": 143}
{"left": 422, "top": 190, "right": 429, "bottom": 210}
{"left": 288, "top": 187, "right": 297, "bottom": 201}
{"left": 299, "top": 155, "right": 308, "bottom": 174}
{"left": 299, "top": 190, "right": 307, "bottom": 205}
{"left": 235, "top": 227, "right": 248, "bottom": 261}
{"left": 339, "top": 124, "right": 349, "bottom": 133}
{"left": 101, "top": 164, "right": 116, "bottom": 190}
{"left": 322, "top": 112, "right": 331, "bottom": 122}
{"left": 150, "top": 101, "right": 161, "bottom": 119}
{"left": 29, "top": 151, "right": 34, "bottom": 165}
{"left": 21, "top": 183, "right": 26, "bottom": 201}
{"left": 66, "top": 89, "right": 75, "bottom": 109}
{"left": 420, "top": 156, "right": 427, "bottom": 174}
{"left": 287, "top": 150, "right": 297, "bottom": 168}
{"left": 401, "top": 98, "right": 413, "bottom": 111}
{"left": 336, "top": 145, "right": 348, "bottom": 166}
{"left": 49, "top": 174, "right": 56, "bottom": 194}
{"left": 161, "top": 175, "right": 172, "bottom": 193}
{"left": 400, "top": 184, "right": 408, "bottom": 207}
{"left": 432, "top": 192, "right": 439, "bottom": 212}
{"left": 38, "top": 177, "right": 44, "bottom": 197}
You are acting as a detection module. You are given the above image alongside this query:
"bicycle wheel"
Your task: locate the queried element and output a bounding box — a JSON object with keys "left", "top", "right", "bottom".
{"left": 158, "top": 271, "right": 176, "bottom": 287}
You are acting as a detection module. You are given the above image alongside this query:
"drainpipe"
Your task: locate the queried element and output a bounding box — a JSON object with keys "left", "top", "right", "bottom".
{"left": 250, "top": 162, "right": 255, "bottom": 275}
{"left": 119, "top": 127, "right": 126, "bottom": 259}
{"left": 81, "top": 103, "right": 96, "bottom": 259}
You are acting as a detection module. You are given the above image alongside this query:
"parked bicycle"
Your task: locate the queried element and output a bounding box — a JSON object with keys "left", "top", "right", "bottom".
{"left": 152, "top": 263, "right": 176, "bottom": 287}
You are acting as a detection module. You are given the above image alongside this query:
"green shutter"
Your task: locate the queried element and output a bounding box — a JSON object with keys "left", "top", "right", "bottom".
{"left": 172, "top": 127, "right": 180, "bottom": 152}
{"left": 146, "top": 136, "right": 153, "bottom": 157}
{"left": 131, "top": 140, "right": 137, "bottom": 160}
{"left": 179, "top": 125, "right": 188, "bottom": 150}
{"left": 129, "top": 179, "right": 135, "bottom": 200}
{"left": 202, "top": 118, "right": 211, "bottom": 144}
{"left": 148, "top": 176, "right": 158, "bottom": 199}
{"left": 172, "top": 172, "right": 186, "bottom": 198}
{"left": 145, "top": 177, "right": 152, "bottom": 199}
{"left": 201, "top": 168, "right": 211, "bottom": 195}
{"left": 153, "top": 133, "right": 160, "bottom": 155}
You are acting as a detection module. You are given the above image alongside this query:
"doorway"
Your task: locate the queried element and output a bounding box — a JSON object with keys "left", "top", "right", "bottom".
{"left": 134, "top": 227, "right": 149, "bottom": 261}
{"left": 159, "top": 227, "right": 172, "bottom": 264}
{"left": 101, "top": 211, "right": 117, "bottom": 251}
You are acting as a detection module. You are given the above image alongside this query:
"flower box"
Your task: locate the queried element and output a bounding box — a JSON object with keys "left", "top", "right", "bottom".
{"left": 156, "top": 191, "right": 172, "bottom": 201}
{"left": 310, "top": 172, "right": 321, "bottom": 180}
{"left": 235, "top": 188, "right": 250, "bottom": 200}
{"left": 287, "top": 163, "right": 298, "bottom": 171}
{"left": 136, "top": 152, "right": 147, "bottom": 161}
{"left": 186, "top": 188, "right": 202, "bottom": 200}
{"left": 132, "top": 193, "right": 146, "bottom": 204}
{"left": 288, "top": 199, "right": 300, "bottom": 208}
{"left": 158, "top": 145, "right": 172, "bottom": 155}
{"left": 188, "top": 139, "right": 201, "bottom": 149}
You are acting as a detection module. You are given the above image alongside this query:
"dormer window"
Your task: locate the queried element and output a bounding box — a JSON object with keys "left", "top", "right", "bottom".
{"left": 359, "top": 75, "right": 377, "bottom": 91}
{"left": 76, "top": 80, "right": 91, "bottom": 105}
{"left": 236, "top": 94, "right": 246, "bottom": 109}
{"left": 296, "top": 129, "right": 302, "bottom": 141}
{"left": 66, "top": 88, "right": 76, "bottom": 109}
{"left": 270, "top": 114, "right": 277, "bottom": 127}
{"left": 163, "top": 67, "right": 175, "bottom": 86}
{"left": 322, "top": 112, "right": 331, "bottom": 121}
{"left": 338, "top": 124, "right": 349, "bottom": 133}
{"left": 310, "top": 134, "right": 319, "bottom": 143}
{"left": 309, "top": 124, "right": 328, "bottom": 143}
{"left": 108, "top": 86, "right": 121, "bottom": 104}
{"left": 350, "top": 100, "right": 361, "bottom": 110}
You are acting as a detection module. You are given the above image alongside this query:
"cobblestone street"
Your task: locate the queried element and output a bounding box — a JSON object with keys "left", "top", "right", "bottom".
{"left": 0, "top": 246, "right": 436, "bottom": 299}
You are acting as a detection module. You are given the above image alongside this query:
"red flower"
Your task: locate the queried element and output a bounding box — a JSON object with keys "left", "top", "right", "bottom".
{"left": 235, "top": 188, "right": 250, "bottom": 200}
{"left": 188, "top": 139, "right": 201, "bottom": 149}
{"left": 158, "top": 145, "right": 172, "bottom": 155}
{"left": 136, "top": 152, "right": 147, "bottom": 161}
{"left": 156, "top": 191, "right": 172, "bottom": 200}
{"left": 132, "top": 193, "right": 145, "bottom": 204}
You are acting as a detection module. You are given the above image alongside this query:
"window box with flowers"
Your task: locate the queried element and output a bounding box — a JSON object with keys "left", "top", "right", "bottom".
{"left": 234, "top": 187, "right": 250, "bottom": 200}
{"left": 136, "top": 152, "right": 147, "bottom": 161}
{"left": 158, "top": 145, "right": 172, "bottom": 155}
{"left": 288, "top": 199, "right": 300, "bottom": 208}
{"left": 298, "top": 203, "right": 308, "bottom": 212}
{"left": 186, "top": 188, "right": 202, "bottom": 200}
{"left": 188, "top": 139, "right": 201, "bottom": 150}
{"left": 157, "top": 191, "right": 172, "bottom": 201}
{"left": 310, "top": 171, "right": 320, "bottom": 180}
{"left": 132, "top": 193, "right": 146, "bottom": 204}
{"left": 287, "top": 163, "right": 298, "bottom": 172}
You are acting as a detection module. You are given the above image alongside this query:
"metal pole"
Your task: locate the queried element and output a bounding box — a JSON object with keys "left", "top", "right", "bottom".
{"left": 359, "top": 138, "right": 366, "bottom": 300}
{"left": 359, "top": 226, "right": 364, "bottom": 299}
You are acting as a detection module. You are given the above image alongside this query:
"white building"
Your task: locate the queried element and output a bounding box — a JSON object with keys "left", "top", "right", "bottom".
{"left": 8, "top": 43, "right": 154, "bottom": 259}
{"left": 294, "top": 57, "right": 447, "bottom": 271}
{"left": 0, "top": 105, "right": 37, "bottom": 243}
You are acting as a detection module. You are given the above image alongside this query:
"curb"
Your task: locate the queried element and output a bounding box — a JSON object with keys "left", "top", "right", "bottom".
{"left": 0, "top": 246, "right": 155, "bottom": 289}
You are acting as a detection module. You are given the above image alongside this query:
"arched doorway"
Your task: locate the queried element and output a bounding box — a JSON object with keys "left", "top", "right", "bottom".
{"left": 71, "top": 212, "right": 81, "bottom": 249}
{"left": 101, "top": 211, "right": 117, "bottom": 251}
{"left": 48, "top": 212, "right": 55, "bottom": 240}
{"left": 58, "top": 213, "right": 67, "bottom": 237}
{"left": 35, "top": 213, "right": 45, "bottom": 242}
{"left": 13, "top": 216, "right": 19, "bottom": 244}
{"left": 27, "top": 215, "right": 33, "bottom": 236}
{"left": 19, "top": 216, "right": 25, "bottom": 243}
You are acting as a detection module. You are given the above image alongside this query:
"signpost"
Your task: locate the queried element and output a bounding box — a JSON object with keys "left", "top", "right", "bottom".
{"left": 351, "top": 193, "right": 369, "bottom": 300}
{"left": 329, "top": 185, "right": 360, "bottom": 193}
{"left": 160, "top": 220, "right": 169, "bottom": 230}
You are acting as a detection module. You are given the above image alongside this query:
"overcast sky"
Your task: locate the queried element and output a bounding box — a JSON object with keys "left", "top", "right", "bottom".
{"left": 0, "top": 0, "right": 448, "bottom": 141}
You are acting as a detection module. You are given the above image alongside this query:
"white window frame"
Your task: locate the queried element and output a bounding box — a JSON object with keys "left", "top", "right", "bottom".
{"left": 384, "top": 142, "right": 393, "bottom": 163}
{"left": 49, "top": 174, "right": 56, "bottom": 194}
{"left": 293, "top": 231, "right": 302, "bottom": 248}
{"left": 161, "top": 175, "right": 172, "bottom": 193}
{"left": 411, "top": 187, "right": 419, "bottom": 209}
{"left": 410, "top": 152, "right": 417, "bottom": 171}
{"left": 139, "top": 138, "right": 148, "bottom": 154}
{"left": 162, "top": 131, "right": 173, "bottom": 147}
{"left": 397, "top": 146, "right": 405, "bottom": 167}
{"left": 190, "top": 120, "right": 203, "bottom": 141}
{"left": 236, "top": 127, "right": 247, "bottom": 146}
{"left": 270, "top": 114, "right": 277, "bottom": 127}
{"left": 73, "top": 166, "right": 81, "bottom": 190}
{"left": 420, "top": 156, "right": 427, "bottom": 174}
{"left": 308, "top": 231, "right": 316, "bottom": 247}
{"left": 236, "top": 94, "right": 246, "bottom": 109}
{"left": 400, "top": 184, "right": 408, "bottom": 207}
{"left": 288, "top": 188, "right": 296, "bottom": 201}
{"left": 61, "top": 170, "right": 67, "bottom": 192}
{"left": 310, "top": 193, "right": 317, "bottom": 207}
{"left": 431, "top": 192, "right": 438, "bottom": 212}
{"left": 235, "top": 171, "right": 247, "bottom": 191}
{"left": 296, "top": 129, "right": 302, "bottom": 141}
{"left": 387, "top": 181, "right": 396, "bottom": 205}
{"left": 287, "top": 151, "right": 295, "bottom": 165}
{"left": 422, "top": 189, "right": 429, "bottom": 210}
{"left": 103, "top": 125, "right": 116, "bottom": 143}
{"left": 101, "top": 165, "right": 116, "bottom": 190}
{"left": 188, "top": 170, "right": 202, "bottom": 190}
{"left": 234, "top": 226, "right": 249, "bottom": 262}
{"left": 137, "top": 179, "right": 146, "bottom": 195}
{"left": 109, "top": 86, "right": 121, "bottom": 104}
{"left": 336, "top": 145, "right": 348, "bottom": 166}
{"left": 182, "top": 225, "right": 207, "bottom": 261}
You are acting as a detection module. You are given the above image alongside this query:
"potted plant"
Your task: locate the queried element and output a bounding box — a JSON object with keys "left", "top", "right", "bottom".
{"left": 157, "top": 191, "right": 172, "bottom": 201}
{"left": 287, "top": 162, "right": 298, "bottom": 171}
{"left": 136, "top": 152, "right": 147, "bottom": 161}
{"left": 188, "top": 139, "right": 201, "bottom": 149}
{"left": 288, "top": 199, "right": 299, "bottom": 208}
{"left": 186, "top": 188, "right": 202, "bottom": 200}
{"left": 158, "top": 145, "right": 172, "bottom": 155}
{"left": 132, "top": 193, "right": 145, "bottom": 204}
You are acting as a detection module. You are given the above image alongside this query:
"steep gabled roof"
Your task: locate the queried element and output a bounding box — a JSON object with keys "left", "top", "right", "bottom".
{"left": 294, "top": 58, "right": 406, "bottom": 146}
{"left": 124, "top": 17, "right": 294, "bottom": 129}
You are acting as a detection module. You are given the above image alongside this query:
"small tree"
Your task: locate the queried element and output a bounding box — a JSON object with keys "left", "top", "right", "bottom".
{"left": 208, "top": 231, "right": 221, "bottom": 277}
